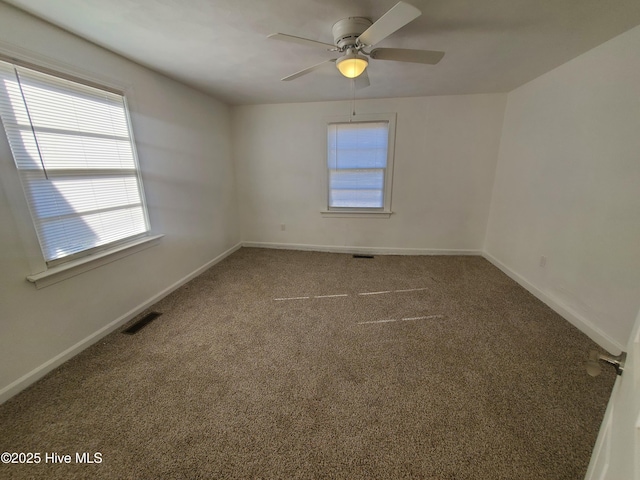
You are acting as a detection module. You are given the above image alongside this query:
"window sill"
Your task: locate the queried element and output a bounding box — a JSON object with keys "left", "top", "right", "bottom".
{"left": 26, "top": 234, "right": 164, "bottom": 289}
{"left": 321, "top": 211, "right": 393, "bottom": 219}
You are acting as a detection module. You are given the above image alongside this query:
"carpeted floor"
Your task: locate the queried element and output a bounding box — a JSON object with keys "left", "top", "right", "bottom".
{"left": 0, "top": 248, "right": 616, "bottom": 479}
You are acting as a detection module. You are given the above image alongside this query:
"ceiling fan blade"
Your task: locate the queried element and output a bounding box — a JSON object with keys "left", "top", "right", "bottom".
{"left": 370, "top": 48, "right": 445, "bottom": 64}
{"left": 281, "top": 59, "right": 337, "bottom": 81}
{"left": 355, "top": 69, "right": 370, "bottom": 89}
{"left": 268, "top": 33, "right": 336, "bottom": 50}
{"left": 357, "top": 1, "right": 421, "bottom": 47}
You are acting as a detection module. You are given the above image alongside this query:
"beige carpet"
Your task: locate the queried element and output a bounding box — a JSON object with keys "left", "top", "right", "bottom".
{"left": 0, "top": 248, "right": 616, "bottom": 479}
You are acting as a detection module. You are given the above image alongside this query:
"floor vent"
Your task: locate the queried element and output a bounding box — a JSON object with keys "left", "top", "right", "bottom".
{"left": 353, "top": 254, "right": 374, "bottom": 259}
{"left": 123, "top": 312, "right": 162, "bottom": 335}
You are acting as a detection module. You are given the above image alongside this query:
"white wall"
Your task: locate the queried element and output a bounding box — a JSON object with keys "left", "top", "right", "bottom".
{"left": 0, "top": 4, "right": 240, "bottom": 402}
{"left": 485, "top": 25, "right": 640, "bottom": 351}
{"left": 233, "top": 94, "right": 506, "bottom": 253}
{"left": 3, "top": 2, "right": 638, "bottom": 405}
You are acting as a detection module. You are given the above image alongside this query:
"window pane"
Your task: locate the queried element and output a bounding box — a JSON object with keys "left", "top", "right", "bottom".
{"left": 328, "top": 121, "right": 388, "bottom": 169}
{"left": 3, "top": 68, "right": 129, "bottom": 138}
{"left": 330, "top": 190, "right": 383, "bottom": 208}
{"left": 0, "top": 60, "right": 150, "bottom": 264}
{"left": 329, "top": 169, "right": 384, "bottom": 190}
{"left": 27, "top": 175, "right": 141, "bottom": 218}
{"left": 327, "top": 121, "right": 389, "bottom": 209}
{"left": 21, "top": 131, "right": 135, "bottom": 170}
{"left": 39, "top": 206, "right": 147, "bottom": 261}
{"left": 329, "top": 169, "right": 384, "bottom": 208}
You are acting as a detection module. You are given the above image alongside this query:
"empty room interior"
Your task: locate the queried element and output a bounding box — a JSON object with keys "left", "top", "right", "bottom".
{"left": 0, "top": 0, "right": 639, "bottom": 478}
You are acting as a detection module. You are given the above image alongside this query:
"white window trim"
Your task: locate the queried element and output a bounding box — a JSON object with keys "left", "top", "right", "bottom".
{"left": 26, "top": 234, "right": 164, "bottom": 289}
{"left": 320, "top": 210, "right": 393, "bottom": 218}
{"left": 323, "top": 112, "right": 397, "bottom": 217}
{"left": 0, "top": 50, "right": 161, "bottom": 287}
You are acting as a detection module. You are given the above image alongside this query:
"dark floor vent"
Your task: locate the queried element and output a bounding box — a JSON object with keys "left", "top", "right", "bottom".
{"left": 123, "top": 312, "right": 162, "bottom": 335}
{"left": 353, "top": 254, "right": 374, "bottom": 259}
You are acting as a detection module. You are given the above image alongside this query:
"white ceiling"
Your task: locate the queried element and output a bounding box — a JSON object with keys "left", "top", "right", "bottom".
{"left": 5, "top": 0, "right": 640, "bottom": 105}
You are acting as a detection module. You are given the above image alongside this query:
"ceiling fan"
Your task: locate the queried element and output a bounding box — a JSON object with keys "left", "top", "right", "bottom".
{"left": 268, "top": 1, "right": 444, "bottom": 87}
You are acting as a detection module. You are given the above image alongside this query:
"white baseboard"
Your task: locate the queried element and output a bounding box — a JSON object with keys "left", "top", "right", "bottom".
{"left": 245, "top": 242, "right": 621, "bottom": 351}
{"left": 242, "top": 241, "right": 482, "bottom": 256}
{"left": 482, "top": 251, "right": 623, "bottom": 354}
{"left": 0, "top": 242, "right": 242, "bottom": 405}
{"left": 3, "top": 242, "right": 620, "bottom": 404}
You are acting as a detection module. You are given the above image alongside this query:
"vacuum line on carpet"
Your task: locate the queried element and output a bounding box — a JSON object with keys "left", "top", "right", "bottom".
{"left": 274, "top": 287, "right": 429, "bottom": 301}
{"left": 402, "top": 315, "right": 444, "bottom": 321}
{"left": 358, "top": 314, "right": 444, "bottom": 325}
{"left": 357, "top": 318, "right": 398, "bottom": 324}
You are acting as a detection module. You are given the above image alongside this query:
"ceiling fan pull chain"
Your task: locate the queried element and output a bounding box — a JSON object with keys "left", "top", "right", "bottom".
{"left": 351, "top": 78, "right": 356, "bottom": 119}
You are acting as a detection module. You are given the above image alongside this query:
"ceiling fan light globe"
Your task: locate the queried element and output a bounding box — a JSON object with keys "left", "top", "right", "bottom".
{"left": 336, "top": 55, "right": 368, "bottom": 78}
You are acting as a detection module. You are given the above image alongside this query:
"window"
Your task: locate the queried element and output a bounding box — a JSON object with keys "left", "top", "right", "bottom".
{"left": 325, "top": 113, "right": 396, "bottom": 215}
{"left": 0, "top": 59, "right": 150, "bottom": 267}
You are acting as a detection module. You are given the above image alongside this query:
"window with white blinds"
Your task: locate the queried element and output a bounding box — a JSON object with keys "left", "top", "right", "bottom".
{"left": 0, "top": 60, "right": 150, "bottom": 265}
{"left": 327, "top": 119, "right": 394, "bottom": 211}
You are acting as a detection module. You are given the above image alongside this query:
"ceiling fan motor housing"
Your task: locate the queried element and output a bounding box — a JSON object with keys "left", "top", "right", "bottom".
{"left": 332, "top": 17, "right": 372, "bottom": 49}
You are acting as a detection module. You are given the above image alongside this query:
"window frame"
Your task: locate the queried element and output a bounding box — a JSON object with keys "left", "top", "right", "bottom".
{"left": 0, "top": 53, "right": 161, "bottom": 288}
{"left": 322, "top": 112, "right": 396, "bottom": 218}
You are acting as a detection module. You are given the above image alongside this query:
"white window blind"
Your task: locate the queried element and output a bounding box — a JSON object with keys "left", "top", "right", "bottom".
{"left": 327, "top": 121, "right": 389, "bottom": 209}
{"left": 0, "top": 60, "right": 149, "bottom": 264}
